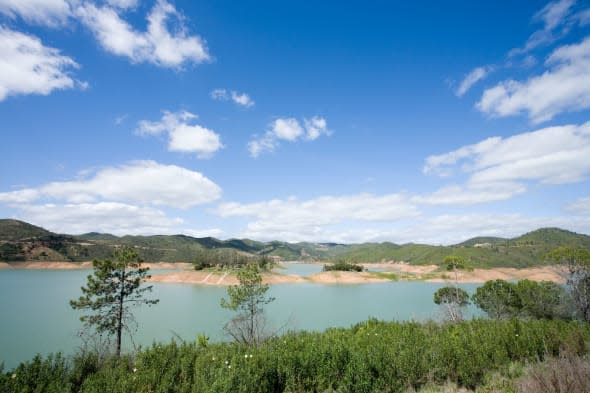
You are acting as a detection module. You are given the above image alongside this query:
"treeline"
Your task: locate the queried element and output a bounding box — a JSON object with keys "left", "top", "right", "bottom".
{"left": 193, "top": 249, "right": 273, "bottom": 271}
{"left": 1, "top": 319, "right": 588, "bottom": 393}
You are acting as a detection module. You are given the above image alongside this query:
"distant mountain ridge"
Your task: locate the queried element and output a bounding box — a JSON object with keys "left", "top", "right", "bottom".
{"left": 1, "top": 219, "right": 589, "bottom": 268}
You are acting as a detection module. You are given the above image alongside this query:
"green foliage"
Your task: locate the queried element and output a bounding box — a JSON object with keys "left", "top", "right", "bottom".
{"left": 4, "top": 219, "right": 590, "bottom": 267}
{"left": 472, "top": 280, "right": 522, "bottom": 320}
{"left": 0, "top": 242, "right": 25, "bottom": 261}
{"left": 70, "top": 247, "right": 159, "bottom": 357}
{"left": 433, "top": 287, "right": 470, "bottom": 306}
{"left": 193, "top": 249, "right": 257, "bottom": 271}
{"left": 220, "top": 264, "right": 275, "bottom": 345}
{"left": 2, "top": 319, "right": 589, "bottom": 393}
{"left": 433, "top": 286, "right": 470, "bottom": 322}
{"left": 472, "top": 279, "right": 572, "bottom": 320}
{"left": 0, "top": 219, "right": 51, "bottom": 241}
{"left": 444, "top": 255, "right": 466, "bottom": 271}
{"left": 322, "top": 260, "right": 364, "bottom": 272}
{"left": 547, "top": 247, "right": 590, "bottom": 322}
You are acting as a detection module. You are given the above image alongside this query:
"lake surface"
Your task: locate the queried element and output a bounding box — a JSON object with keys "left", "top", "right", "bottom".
{"left": 0, "top": 268, "right": 480, "bottom": 370}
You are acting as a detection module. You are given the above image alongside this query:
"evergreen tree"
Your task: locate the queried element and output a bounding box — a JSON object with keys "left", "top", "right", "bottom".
{"left": 70, "top": 247, "right": 158, "bottom": 357}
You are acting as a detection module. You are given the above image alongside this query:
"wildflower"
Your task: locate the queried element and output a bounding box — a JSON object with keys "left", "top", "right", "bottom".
{"left": 133, "top": 368, "right": 137, "bottom": 373}
{"left": 225, "top": 360, "right": 229, "bottom": 365}
{"left": 249, "top": 354, "right": 253, "bottom": 358}
{"left": 244, "top": 354, "right": 248, "bottom": 358}
{"left": 515, "top": 334, "right": 519, "bottom": 337}
{"left": 212, "top": 357, "right": 216, "bottom": 361}
{"left": 11, "top": 374, "right": 16, "bottom": 379}
{"left": 228, "top": 365, "right": 231, "bottom": 369}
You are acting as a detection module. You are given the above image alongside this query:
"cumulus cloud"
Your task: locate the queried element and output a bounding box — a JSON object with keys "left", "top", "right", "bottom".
{"left": 213, "top": 192, "right": 590, "bottom": 243}
{"left": 214, "top": 193, "right": 419, "bottom": 242}
{"left": 13, "top": 202, "right": 183, "bottom": 235}
{"left": 456, "top": 66, "right": 492, "bottom": 97}
{"left": 424, "top": 122, "right": 590, "bottom": 187}
{"left": 0, "top": 26, "right": 83, "bottom": 101}
{"left": 136, "top": 110, "right": 223, "bottom": 158}
{"left": 0, "top": 0, "right": 72, "bottom": 26}
{"left": 478, "top": 36, "right": 590, "bottom": 123}
{"left": 248, "top": 116, "right": 330, "bottom": 157}
{"left": 0, "top": 161, "right": 222, "bottom": 208}
{"left": 413, "top": 182, "right": 527, "bottom": 205}
{"left": 230, "top": 91, "right": 254, "bottom": 108}
{"left": 210, "top": 88, "right": 255, "bottom": 107}
{"left": 75, "top": 0, "right": 210, "bottom": 68}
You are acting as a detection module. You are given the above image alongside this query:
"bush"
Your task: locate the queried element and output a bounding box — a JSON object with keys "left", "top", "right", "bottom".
{"left": 1, "top": 319, "right": 589, "bottom": 393}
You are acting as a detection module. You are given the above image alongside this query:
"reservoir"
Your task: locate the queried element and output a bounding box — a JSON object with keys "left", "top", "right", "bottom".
{"left": 0, "top": 267, "right": 480, "bottom": 370}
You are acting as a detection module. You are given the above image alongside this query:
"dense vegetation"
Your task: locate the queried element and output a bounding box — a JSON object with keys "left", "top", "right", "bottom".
{"left": 2, "top": 219, "right": 590, "bottom": 267}
{"left": 322, "top": 260, "right": 364, "bottom": 272}
{"left": 472, "top": 279, "right": 572, "bottom": 320}
{"left": 1, "top": 319, "right": 588, "bottom": 393}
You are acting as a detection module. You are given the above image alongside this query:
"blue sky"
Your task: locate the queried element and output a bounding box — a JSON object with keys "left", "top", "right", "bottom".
{"left": 1, "top": 0, "right": 590, "bottom": 244}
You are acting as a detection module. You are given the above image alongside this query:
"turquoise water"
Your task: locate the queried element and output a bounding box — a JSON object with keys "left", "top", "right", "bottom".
{"left": 274, "top": 262, "right": 323, "bottom": 276}
{"left": 0, "top": 269, "right": 480, "bottom": 370}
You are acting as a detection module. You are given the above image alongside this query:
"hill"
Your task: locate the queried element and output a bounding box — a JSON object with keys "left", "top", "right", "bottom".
{"left": 0, "top": 220, "right": 589, "bottom": 267}
{"left": 0, "top": 219, "right": 52, "bottom": 241}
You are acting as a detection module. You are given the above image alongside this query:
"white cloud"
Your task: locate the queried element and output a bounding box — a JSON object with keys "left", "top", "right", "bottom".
{"left": 75, "top": 0, "right": 210, "bottom": 68}
{"left": 535, "top": 0, "right": 575, "bottom": 32}
{"left": 0, "top": 160, "right": 222, "bottom": 209}
{"left": 230, "top": 90, "right": 254, "bottom": 107}
{"left": 14, "top": 202, "right": 184, "bottom": 235}
{"left": 413, "top": 182, "right": 526, "bottom": 205}
{"left": 0, "top": 26, "right": 82, "bottom": 101}
{"left": 0, "top": 0, "right": 72, "bottom": 26}
{"left": 477, "top": 36, "right": 590, "bottom": 123}
{"left": 136, "top": 110, "right": 223, "bottom": 158}
{"left": 272, "top": 118, "right": 303, "bottom": 141}
{"left": 248, "top": 116, "right": 330, "bottom": 157}
{"left": 304, "top": 116, "right": 330, "bottom": 140}
{"left": 214, "top": 193, "right": 419, "bottom": 242}
{"left": 424, "top": 122, "right": 590, "bottom": 186}
{"left": 210, "top": 88, "right": 228, "bottom": 100}
{"left": 105, "top": 0, "right": 138, "bottom": 10}
{"left": 509, "top": 0, "right": 576, "bottom": 56}
{"left": 456, "top": 66, "right": 492, "bottom": 97}
{"left": 211, "top": 88, "right": 255, "bottom": 107}
{"left": 566, "top": 196, "right": 590, "bottom": 216}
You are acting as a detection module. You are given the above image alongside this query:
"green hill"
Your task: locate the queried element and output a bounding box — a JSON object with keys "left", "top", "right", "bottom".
{"left": 331, "top": 228, "right": 590, "bottom": 268}
{"left": 0, "top": 219, "right": 589, "bottom": 267}
{"left": 0, "top": 219, "right": 52, "bottom": 241}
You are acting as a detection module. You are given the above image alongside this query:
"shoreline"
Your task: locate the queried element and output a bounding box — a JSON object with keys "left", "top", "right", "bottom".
{"left": 0, "top": 261, "right": 567, "bottom": 285}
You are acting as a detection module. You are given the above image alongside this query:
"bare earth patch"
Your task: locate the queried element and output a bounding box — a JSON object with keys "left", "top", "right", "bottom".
{"left": 1, "top": 260, "right": 566, "bottom": 285}
{"left": 425, "top": 266, "right": 566, "bottom": 284}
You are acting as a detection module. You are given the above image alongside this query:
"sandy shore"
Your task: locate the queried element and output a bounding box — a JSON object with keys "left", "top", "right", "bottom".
{"left": 424, "top": 266, "right": 566, "bottom": 284}
{"left": 1, "top": 260, "right": 567, "bottom": 285}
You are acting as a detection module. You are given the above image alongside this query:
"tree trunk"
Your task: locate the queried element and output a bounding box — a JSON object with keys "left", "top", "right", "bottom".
{"left": 116, "top": 268, "right": 125, "bottom": 358}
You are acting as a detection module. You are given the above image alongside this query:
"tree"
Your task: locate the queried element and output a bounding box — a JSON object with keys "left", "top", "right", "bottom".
{"left": 220, "top": 262, "right": 275, "bottom": 345}
{"left": 444, "top": 255, "right": 466, "bottom": 282}
{"left": 472, "top": 279, "right": 573, "bottom": 320}
{"left": 515, "top": 279, "right": 570, "bottom": 320}
{"left": 472, "top": 279, "right": 521, "bottom": 319}
{"left": 433, "top": 286, "right": 470, "bottom": 322}
{"left": 70, "top": 247, "right": 158, "bottom": 357}
{"left": 435, "top": 255, "right": 469, "bottom": 322}
{"left": 547, "top": 247, "right": 590, "bottom": 322}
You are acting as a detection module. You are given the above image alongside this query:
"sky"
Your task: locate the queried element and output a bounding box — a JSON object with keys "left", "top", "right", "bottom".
{"left": 1, "top": 0, "right": 590, "bottom": 245}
